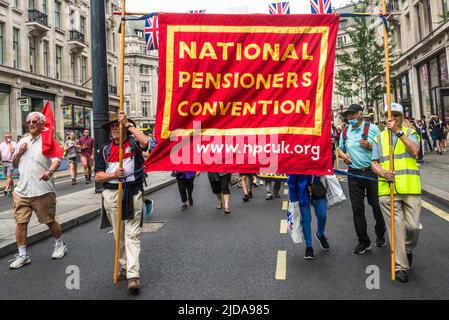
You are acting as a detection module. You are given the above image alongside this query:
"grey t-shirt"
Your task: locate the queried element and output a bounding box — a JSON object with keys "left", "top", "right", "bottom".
{"left": 64, "top": 140, "right": 78, "bottom": 159}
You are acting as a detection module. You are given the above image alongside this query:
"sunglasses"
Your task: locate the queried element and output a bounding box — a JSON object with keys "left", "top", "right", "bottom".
{"left": 26, "top": 120, "right": 39, "bottom": 125}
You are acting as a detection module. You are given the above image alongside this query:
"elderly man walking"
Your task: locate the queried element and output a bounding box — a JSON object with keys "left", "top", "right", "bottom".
{"left": 0, "top": 132, "right": 17, "bottom": 197}
{"left": 371, "top": 103, "right": 422, "bottom": 283}
{"left": 9, "top": 112, "right": 67, "bottom": 269}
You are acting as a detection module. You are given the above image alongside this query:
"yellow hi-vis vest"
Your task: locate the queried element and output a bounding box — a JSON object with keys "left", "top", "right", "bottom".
{"left": 375, "top": 127, "right": 422, "bottom": 196}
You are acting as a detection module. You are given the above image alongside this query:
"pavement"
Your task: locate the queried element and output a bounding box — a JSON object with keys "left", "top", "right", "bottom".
{"left": 0, "top": 174, "right": 448, "bottom": 299}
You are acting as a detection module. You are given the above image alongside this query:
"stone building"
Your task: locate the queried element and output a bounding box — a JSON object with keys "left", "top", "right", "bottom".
{"left": 0, "top": 0, "right": 120, "bottom": 139}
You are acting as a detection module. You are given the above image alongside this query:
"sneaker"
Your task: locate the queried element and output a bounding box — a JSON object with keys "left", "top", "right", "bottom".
{"left": 128, "top": 277, "right": 141, "bottom": 291}
{"left": 266, "top": 192, "right": 273, "bottom": 200}
{"left": 72, "top": 178, "right": 77, "bottom": 186}
{"left": 407, "top": 252, "right": 413, "bottom": 267}
{"left": 181, "top": 204, "right": 188, "bottom": 211}
{"left": 117, "top": 267, "right": 127, "bottom": 281}
{"left": 51, "top": 243, "right": 67, "bottom": 259}
{"left": 304, "top": 247, "right": 315, "bottom": 260}
{"left": 395, "top": 270, "right": 408, "bottom": 283}
{"left": 353, "top": 242, "right": 372, "bottom": 254}
{"left": 9, "top": 254, "right": 31, "bottom": 269}
{"left": 273, "top": 192, "right": 281, "bottom": 198}
{"left": 375, "top": 237, "right": 387, "bottom": 247}
{"left": 248, "top": 191, "right": 253, "bottom": 198}
{"left": 242, "top": 194, "right": 249, "bottom": 202}
{"left": 315, "top": 233, "right": 330, "bottom": 251}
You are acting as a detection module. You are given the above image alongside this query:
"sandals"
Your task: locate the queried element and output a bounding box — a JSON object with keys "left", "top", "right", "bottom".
{"left": 224, "top": 207, "right": 231, "bottom": 214}
{"left": 216, "top": 201, "right": 223, "bottom": 209}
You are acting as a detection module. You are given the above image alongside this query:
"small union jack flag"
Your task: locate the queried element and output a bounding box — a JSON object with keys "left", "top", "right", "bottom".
{"left": 188, "top": 9, "right": 206, "bottom": 14}
{"left": 145, "top": 15, "right": 159, "bottom": 51}
{"left": 268, "top": 2, "right": 290, "bottom": 14}
{"left": 310, "top": 0, "right": 332, "bottom": 14}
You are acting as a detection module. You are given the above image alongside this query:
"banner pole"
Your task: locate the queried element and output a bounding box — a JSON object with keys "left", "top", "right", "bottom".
{"left": 113, "top": 0, "right": 126, "bottom": 285}
{"left": 381, "top": 0, "right": 396, "bottom": 281}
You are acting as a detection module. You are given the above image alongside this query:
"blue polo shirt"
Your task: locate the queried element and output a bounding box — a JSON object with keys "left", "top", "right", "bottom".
{"left": 338, "top": 122, "right": 380, "bottom": 169}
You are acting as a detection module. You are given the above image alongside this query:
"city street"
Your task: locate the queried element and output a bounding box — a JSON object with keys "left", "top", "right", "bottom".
{"left": 0, "top": 174, "right": 448, "bottom": 300}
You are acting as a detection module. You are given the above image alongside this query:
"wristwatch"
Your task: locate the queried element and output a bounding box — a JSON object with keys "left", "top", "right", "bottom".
{"left": 395, "top": 131, "right": 404, "bottom": 138}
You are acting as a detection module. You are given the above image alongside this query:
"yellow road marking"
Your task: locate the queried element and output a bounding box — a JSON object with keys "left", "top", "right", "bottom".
{"left": 275, "top": 250, "right": 287, "bottom": 280}
{"left": 284, "top": 182, "right": 288, "bottom": 186}
{"left": 282, "top": 201, "right": 288, "bottom": 211}
{"left": 422, "top": 201, "right": 449, "bottom": 222}
{"left": 280, "top": 219, "right": 287, "bottom": 234}
{"left": 284, "top": 189, "right": 289, "bottom": 195}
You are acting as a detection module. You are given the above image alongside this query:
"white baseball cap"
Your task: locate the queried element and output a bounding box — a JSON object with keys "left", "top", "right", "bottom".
{"left": 384, "top": 103, "right": 403, "bottom": 115}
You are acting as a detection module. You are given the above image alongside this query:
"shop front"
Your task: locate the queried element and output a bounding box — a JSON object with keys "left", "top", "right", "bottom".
{"left": 0, "top": 83, "right": 11, "bottom": 135}
{"left": 20, "top": 88, "right": 55, "bottom": 136}
{"left": 62, "top": 96, "right": 93, "bottom": 139}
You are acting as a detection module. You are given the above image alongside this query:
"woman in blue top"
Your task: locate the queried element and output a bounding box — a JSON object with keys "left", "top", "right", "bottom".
{"left": 287, "top": 174, "right": 329, "bottom": 259}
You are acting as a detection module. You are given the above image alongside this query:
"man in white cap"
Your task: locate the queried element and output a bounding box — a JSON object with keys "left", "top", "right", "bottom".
{"left": 371, "top": 103, "right": 422, "bottom": 283}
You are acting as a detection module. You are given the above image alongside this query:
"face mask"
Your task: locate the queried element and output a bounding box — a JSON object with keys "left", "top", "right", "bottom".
{"left": 348, "top": 119, "right": 359, "bottom": 126}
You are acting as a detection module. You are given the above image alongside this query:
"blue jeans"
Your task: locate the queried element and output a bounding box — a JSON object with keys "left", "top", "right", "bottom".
{"left": 300, "top": 198, "right": 327, "bottom": 248}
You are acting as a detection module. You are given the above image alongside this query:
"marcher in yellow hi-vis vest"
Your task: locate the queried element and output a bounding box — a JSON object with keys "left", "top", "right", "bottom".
{"left": 371, "top": 103, "right": 422, "bottom": 283}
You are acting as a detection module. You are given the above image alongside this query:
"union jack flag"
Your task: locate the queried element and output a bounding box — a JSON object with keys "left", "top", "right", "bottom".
{"left": 310, "top": 0, "right": 332, "bottom": 14}
{"left": 145, "top": 15, "right": 159, "bottom": 51}
{"left": 268, "top": 2, "right": 290, "bottom": 14}
{"left": 188, "top": 9, "right": 206, "bottom": 14}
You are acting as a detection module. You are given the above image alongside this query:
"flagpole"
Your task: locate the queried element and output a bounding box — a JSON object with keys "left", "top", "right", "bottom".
{"left": 381, "top": 0, "right": 396, "bottom": 281}
{"left": 113, "top": 0, "right": 126, "bottom": 285}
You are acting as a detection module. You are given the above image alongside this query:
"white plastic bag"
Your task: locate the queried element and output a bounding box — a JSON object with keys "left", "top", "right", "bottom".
{"left": 286, "top": 201, "right": 303, "bottom": 244}
{"left": 321, "top": 175, "right": 346, "bottom": 208}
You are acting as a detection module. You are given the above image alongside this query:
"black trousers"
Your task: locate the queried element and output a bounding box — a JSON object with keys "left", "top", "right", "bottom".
{"left": 348, "top": 167, "right": 386, "bottom": 244}
{"left": 177, "top": 178, "right": 194, "bottom": 203}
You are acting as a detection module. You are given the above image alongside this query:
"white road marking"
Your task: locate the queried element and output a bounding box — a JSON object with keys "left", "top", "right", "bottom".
{"left": 422, "top": 200, "right": 449, "bottom": 222}
{"left": 275, "top": 250, "right": 287, "bottom": 280}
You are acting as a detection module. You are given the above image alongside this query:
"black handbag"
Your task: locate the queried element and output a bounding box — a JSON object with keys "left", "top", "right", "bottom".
{"left": 310, "top": 176, "right": 327, "bottom": 199}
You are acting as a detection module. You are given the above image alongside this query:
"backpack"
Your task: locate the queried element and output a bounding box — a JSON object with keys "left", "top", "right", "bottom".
{"left": 341, "top": 122, "right": 370, "bottom": 153}
{"left": 103, "top": 136, "right": 145, "bottom": 183}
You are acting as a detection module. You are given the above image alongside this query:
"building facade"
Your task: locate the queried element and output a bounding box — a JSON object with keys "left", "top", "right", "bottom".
{"left": 123, "top": 20, "right": 158, "bottom": 133}
{"left": 0, "top": 0, "right": 120, "bottom": 140}
{"left": 388, "top": 0, "right": 449, "bottom": 122}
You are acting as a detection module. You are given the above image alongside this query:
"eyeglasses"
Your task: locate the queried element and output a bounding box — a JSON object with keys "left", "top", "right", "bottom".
{"left": 26, "top": 120, "right": 39, "bottom": 125}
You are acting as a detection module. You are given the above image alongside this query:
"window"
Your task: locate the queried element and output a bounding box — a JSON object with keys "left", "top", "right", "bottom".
{"left": 136, "top": 30, "right": 143, "bottom": 37}
{"left": 12, "top": 0, "right": 18, "bottom": 8}
{"left": 43, "top": 40, "right": 49, "bottom": 76}
{"left": 0, "top": 91, "right": 10, "bottom": 134}
{"left": 28, "top": 0, "right": 34, "bottom": 10}
{"left": 13, "top": 28, "right": 19, "bottom": 69}
{"left": 70, "top": 52, "right": 76, "bottom": 83}
{"left": 124, "top": 64, "right": 129, "bottom": 74}
{"left": 142, "top": 101, "right": 150, "bottom": 117}
{"left": 440, "top": 53, "right": 449, "bottom": 87}
{"left": 124, "top": 79, "right": 129, "bottom": 94}
{"left": 141, "top": 81, "right": 149, "bottom": 94}
{"left": 107, "top": 64, "right": 112, "bottom": 85}
{"left": 54, "top": 1, "right": 61, "bottom": 29}
{"left": 0, "top": 24, "right": 3, "bottom": 65}
{"left": 419, "top": 63, "right": 431, "bottom": 117}
{"left": 113, "top": 66, "right": 117, "bottom": 86}
{"left": 415, "top": 4, "right": 422, "bottom": 40}
{"left": 42, "top": 0, "right": 47, "bottom": 13}
{"left": 125, "top": 101, "right": 131, "bottom": 116}
{"left": 140, "top": 65, "right": 150, "bottom": 75}
{"left": 443, "top": 0, "right": 449, "bottom": 20}
{"left": 29, "top": 36, "right": 36, "bottom": 73}
{"left": 56, "top": 45, "right": 62, "bottom": 80}
{"left": 80, "top": 16, "right": 86, "bottom": 35}
{"left": 81, "top": 56, "right": 87, "bottom": 84}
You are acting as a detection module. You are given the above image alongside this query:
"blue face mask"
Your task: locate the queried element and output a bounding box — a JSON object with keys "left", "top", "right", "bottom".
{"left": 348, "top": 119, "right": 359, "bottom": 126}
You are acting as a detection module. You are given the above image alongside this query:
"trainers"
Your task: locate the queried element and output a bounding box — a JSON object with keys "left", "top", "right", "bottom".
{"left": 242, "top": 194, "right": 249, "bottom": 202}
{"left": 304, "top": 247, "right": 315, "bottom": 260}
{"left": 315, "top": 233, "right": 330, "bottom": 251}
{"left": 181, "top": 204, "right": 188, "bottom": 211}
{"left": 395, "top": 270, "right": 408, "bottom": 283}
{"left": 9, "top": 254, "right": 31, "bottom": 269}
{"left": 51, "top": 243, "right": 67, "bottom": 259}
{"left": 72, "top": 178, "right": 77, "bottom": 186}
{"left": 375, "top": 237, "right": 387, "bottom": 247}
{"left": 117, "top": 267, "right": 127, "bottom": 281}
{"left": 266, "top": 192, "right": 273, "bottom": 200}
{"left": 353, "top": 242, "right": 372, "bottom": 254}
{"left": 128, "top": 277, "right": 140, "bottom": 291}
{"left": 248, "top": 191, "right": 253, "bottom": 198}
{"left": 273, "top": 192, "right": 281, "bottom": 198}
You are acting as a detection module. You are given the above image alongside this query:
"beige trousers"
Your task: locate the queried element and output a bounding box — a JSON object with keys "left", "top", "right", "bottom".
{"left": 379, "top": 194, "right": 422, "bottom": 271}
{"left": 103, "top": 189, "right": 143, "bottom": 279}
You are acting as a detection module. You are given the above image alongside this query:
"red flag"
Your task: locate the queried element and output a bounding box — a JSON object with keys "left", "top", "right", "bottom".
{"left": 42, "top": 101, "right": 64, "bottom": 158}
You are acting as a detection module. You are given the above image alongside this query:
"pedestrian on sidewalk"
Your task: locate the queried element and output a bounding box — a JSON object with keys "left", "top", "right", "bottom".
{"left": 0, "top": 132, "right": 17, "bottom": 197}
{"left": 208, "top": 172, "right": 232, "bottom": 214}
{"left": 338, "top": 104, "right": 386, "bottom": 254}
{"left": 172, "top": 171, "right": 196, "bottom": 210}
{"left": 95, "top": 112, "right": 149, "bottom": 292}
{"left": 432, "top": 115, "right": 445, "bottom": 155}
{"left": 371, "top": 103, "right": 422, "bottom": 283}
{"left": 77, "top": 128, "right": 94, "bottom": 184}
{"left": 64, "top": 132, "right": 79, "bottom": 185}
{"left": 240, "top": 173, "right": 253, "bottom": 202}
{"left": 419, "top": 116, "right": 433, "bottom": 154}
{"left": 9, "top": 112, "right": 67, "bottom": 270}
{"left": 287, "top": 174, "right": 329, "bottom": 260}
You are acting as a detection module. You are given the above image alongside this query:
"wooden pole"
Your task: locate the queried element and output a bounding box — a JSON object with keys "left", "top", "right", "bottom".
{"left": 113, "top": 0, "right": 126, "bottom": 285}
{"left": 381, "top": 0, "right": 396, "bottom": 281}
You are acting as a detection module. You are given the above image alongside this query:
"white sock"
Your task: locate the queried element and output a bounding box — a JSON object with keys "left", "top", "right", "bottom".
{"left": 18, "top": 246, "right": 27, "bottom": 257}
{"left": 55, "top": 237, "right": 64, "bottom": 246}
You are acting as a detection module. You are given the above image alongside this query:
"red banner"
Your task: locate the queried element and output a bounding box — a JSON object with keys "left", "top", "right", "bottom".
{"left": 145, "top": 13, "right": 339, "bottom": 175}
